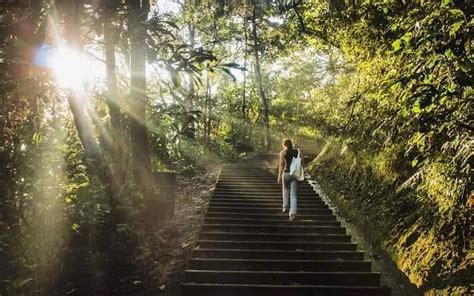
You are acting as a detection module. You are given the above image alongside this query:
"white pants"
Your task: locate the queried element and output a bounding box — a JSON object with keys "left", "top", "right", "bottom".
{"left": 282, "top": 172, "right": 298, "bottom": 216}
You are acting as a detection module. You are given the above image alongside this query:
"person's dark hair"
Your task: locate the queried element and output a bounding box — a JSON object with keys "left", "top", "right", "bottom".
{"left": 282, "top": 139, "right": 293, "bottom": 150}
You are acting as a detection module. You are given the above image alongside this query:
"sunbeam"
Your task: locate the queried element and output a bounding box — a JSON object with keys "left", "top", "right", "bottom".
{"left": 51, "top": 47, "right": 89, "bottom": 90}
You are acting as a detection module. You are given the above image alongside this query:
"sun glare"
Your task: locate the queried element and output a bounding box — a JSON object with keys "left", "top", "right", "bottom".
{"left": 50, "top": 47, "right": 95, "bottom": 90}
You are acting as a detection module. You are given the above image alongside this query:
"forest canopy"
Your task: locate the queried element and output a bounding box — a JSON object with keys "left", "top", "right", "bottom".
{"left": 0, "top": 0, "right": 472, "bottom": 295}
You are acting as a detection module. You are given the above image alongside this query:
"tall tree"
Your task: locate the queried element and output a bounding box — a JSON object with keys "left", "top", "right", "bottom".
{"left": 102, "top": 0, "right": 124, "bottom": 207}
{"left": 63, "top": 0, "right": 100, "bottom": 161}
{"left": 186, "top": 1, "right": 197, "bottom": 139}
{"left": 251, "top": 1, "right": 271, "bottom": 149}
{"left": 129, "top": 0, "right": 152, "bottom": 196}
{"left": 242, "top": 6, "right": 248, "bottom": 119}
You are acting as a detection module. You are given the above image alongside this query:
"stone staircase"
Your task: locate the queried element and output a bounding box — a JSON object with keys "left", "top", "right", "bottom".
{"left": 180, "top": 161, "right": 392, "bottom": 296}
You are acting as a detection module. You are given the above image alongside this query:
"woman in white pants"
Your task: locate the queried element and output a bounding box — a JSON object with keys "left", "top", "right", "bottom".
{"left": 277, "top": 139, "right": 301, "bottom": 221}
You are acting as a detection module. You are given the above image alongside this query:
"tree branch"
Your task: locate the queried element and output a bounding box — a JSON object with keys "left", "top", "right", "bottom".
{"left": 291, "top": 5, "right": 338, "bottom": 48}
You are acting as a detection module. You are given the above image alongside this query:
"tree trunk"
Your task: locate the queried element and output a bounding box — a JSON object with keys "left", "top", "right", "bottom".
{"left": 187, "top": 17, "right": 197, "bottom": 139}
{"left": 185, "top": 0, "right": 197, "bottom": 139}
{"left": 104, "top": 12, "right": 120, "bottom": 152}
{"left": 242, "top": 18, "right": 248, "bottom": 119}
{"left": 129, "top": 0, "right": 152, "bottom": 196}
{"left": 67, "top": 93, "right": 100, "bottom": 161}
{"left": 251, "top": 1, "right": 271, "bottom": 150}
{"left": 103, "top": 4, "right": 125, "bottom": 207}
{"left": 64, "top": 0, "right": 100, "bottom": 161}
{"left": 241, "top": 9, "right": 250, "bottom": 150}
{"left": 205, "top": 72, "right": 211, "bottom": 140}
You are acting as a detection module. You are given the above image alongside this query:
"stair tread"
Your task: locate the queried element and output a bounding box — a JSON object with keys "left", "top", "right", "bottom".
{"left": 196, "top": 240, "right": 354, "bottom": 245}
{"left": 186, "top": 270, "right": 379, "bottom": 275}
{"left": 181, "top": 283, "right": 391, "bottom": 289}
{"left": 188, "top": 258, "right": 372, "bottom": 271}
{"left": 190, "top": 258, "right": 369, "bottom": 263}
{"left": 200, "top": 231, "right": 348, "bottom": 236}
{"left": 195, "top": 248, "right": 362, "bottom": 254}
{"left": 203, "top": 221, "right": 339, "bottom": 226}
{"left": 209, "top": 199, "right": 323, "bottom": 202}
{"left": 203, "top": 223, "right": 341, "bottom": 228}
{"left": 207, "top": 206, "right": 331, "bottom": 210}
{"left": 206, "top": 212, "right": 334, "bottom": 217}
{"left": 204, "top": 216, "right": 333, "bottom": 220}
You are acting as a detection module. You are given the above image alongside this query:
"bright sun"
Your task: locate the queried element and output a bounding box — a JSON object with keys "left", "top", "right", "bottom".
{"left": 50, "top": 47, "right": 98, "bottom": 90}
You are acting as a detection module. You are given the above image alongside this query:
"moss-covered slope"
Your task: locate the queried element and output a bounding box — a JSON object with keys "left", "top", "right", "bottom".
{"left": 306, "top": 138, "right": 472, "bottom": 295}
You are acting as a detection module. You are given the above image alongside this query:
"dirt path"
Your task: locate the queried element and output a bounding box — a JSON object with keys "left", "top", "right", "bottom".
{"left": 135, "top": 167, "right": 221, "bottom": 296}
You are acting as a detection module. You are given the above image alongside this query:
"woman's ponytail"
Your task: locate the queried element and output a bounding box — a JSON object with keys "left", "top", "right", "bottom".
{"left": 282, "top": 139, "right": 293, "bottom": 150}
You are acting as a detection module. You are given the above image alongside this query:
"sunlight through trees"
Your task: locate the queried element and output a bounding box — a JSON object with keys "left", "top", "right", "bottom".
{"left": 0, "top": 0, "right": 471, "bottom": 295}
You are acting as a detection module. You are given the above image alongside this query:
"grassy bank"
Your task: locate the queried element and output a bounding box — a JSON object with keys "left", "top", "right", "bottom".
{"left": 306, "top": 137, "right": 472, "bottom": 295}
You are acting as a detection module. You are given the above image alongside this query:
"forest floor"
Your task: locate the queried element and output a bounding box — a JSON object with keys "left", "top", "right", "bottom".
{"left": 134, "top": 166, "right": 220, "bottom": 296}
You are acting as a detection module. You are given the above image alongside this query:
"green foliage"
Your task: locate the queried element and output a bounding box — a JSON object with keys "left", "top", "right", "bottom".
{"left": 307, "top": 137, "right": 471, "bottom": 294}
{"left": 1, "top": 0, "right": 471, "bottom": 294}
{"left": 283, "top": 0, "right": 473, "bottom": 293}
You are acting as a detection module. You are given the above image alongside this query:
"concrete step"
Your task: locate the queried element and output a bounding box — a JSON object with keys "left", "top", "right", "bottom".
{"left": 215, "top": 186, "right": 315, "bottom": 191}
{"left": 211, "top": 192, "right": 319, "bottom": 198}
{"left": 219, "top": 173, "right": 276, "bottom": 175}
{"left": 214, "top": 190, "right": 317, "bottom": 194}
{"left": 214, "top": 188, "right": 316, "bottom": 193}
{"left": 216, "top": 182, "right": 314, "bottom": 188}
{"left": 206, "top": 206, "right": 332, "bottom": 215}
{"left": 196, "top": 240, "right": 356, "bottom": 251}
{"left": 212, "top": 193, "right": 320, "bottom": 199}
{"left": 188, "top": 258, "right": 370, "bottom": 271}
{"left": 180, "top": 283, "right": 392, "bottom": 296}
{"left": 215, "top": 182, "right": 295, "bottom": 185}
{"left": 185, "top": 270, "right": 381, "bottom": 286}
{"left": 201, "top": 224, "right": 346, "bottom": 234}
{"left": 208, "top": 198, "right": 325, "bottom": 205}
{"left": 217, "top": 178, "right": 278, "bottom": 181}
{"left": 203, "top": 217, "right": 339, "bottom": 226}
{"left": 205, "top": 212, "right": 335, "bottom": 220}
{"left": 198, "top": 232, "right": 352, "bottom": 242}
{"left": 208, "top": 202, "right": 329, "bottom": 209}
{"left": 193, "top": 248, "right": 364, "bottom": 260}
{"left": 218, "top": 179, "right": 313, "bottom": 183}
